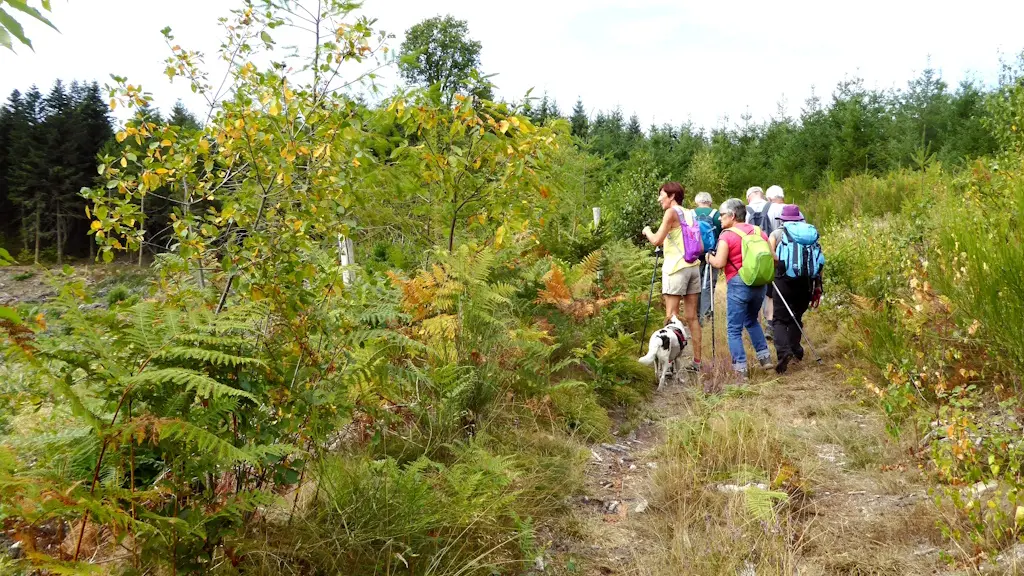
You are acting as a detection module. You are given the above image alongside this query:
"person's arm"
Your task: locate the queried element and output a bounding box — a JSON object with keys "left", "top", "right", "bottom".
{"left": 642, "top": 209, "right": 675, "bottom": 247}
{"left": 708, "top": 236, "right": 730, "bottom": 269}
{"left": 769, "top": 232, "right": 780, "bottom": 262}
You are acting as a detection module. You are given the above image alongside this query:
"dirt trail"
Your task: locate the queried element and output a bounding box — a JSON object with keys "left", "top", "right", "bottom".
{"left": 545, "top": 328, "right": 964, "bottom": 575}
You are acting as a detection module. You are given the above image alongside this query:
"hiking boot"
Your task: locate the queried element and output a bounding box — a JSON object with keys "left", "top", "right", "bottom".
{"left": 794, "top": 348, "right": 805, "bottom": 362}
{"left": 734, "top": 370, "right": 748, "bottom": 384}
{"left": 758, "top": 355, "right": 774, "bottom": 370}
{"left": 682, "top": 361, "right": 701, "bottom": 374}
{"left": 775, "top": 355, "right": 791, "bottom": 375}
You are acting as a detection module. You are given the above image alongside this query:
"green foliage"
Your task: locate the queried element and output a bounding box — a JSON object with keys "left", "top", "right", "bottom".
{"left": 601, "top": 151, "right": 663, "bottom": 244}
{"left": 0, "top": 81, "right": 113, "bottom": 263}
{"left": 104, "top": 283, "right": 134, "bottom": 306}
{"left": 820, "top": 136, "right": 1024, "bottom": 554}
{"left": 574, "top": 334, "right": 652, "bottom": 407}
{"left": 398, "top": 15, "right": 484, "bottom": 104}
{"left": 683, "top": 148, "right": 727, "bottom": 198}
{"left": 548, "top": 380, "right": 612, "bottom": 441}
{"left": 985, "top": 52, "right": 1024, "bottom": 154}
{"left": 0, "top": 0, "right": 57, "bottom": 52}
{"left": 0, "top": 297, "right": 293, "bottom": 573}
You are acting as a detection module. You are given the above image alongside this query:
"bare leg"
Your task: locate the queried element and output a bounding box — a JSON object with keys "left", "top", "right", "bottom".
{"left": 664, "top": 294, "right": 681, "bottom": 324}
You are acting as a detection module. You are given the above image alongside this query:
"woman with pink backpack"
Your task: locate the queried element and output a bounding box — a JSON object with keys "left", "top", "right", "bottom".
{"left": 642, "top": 182, "right": 704, "bottom": 374}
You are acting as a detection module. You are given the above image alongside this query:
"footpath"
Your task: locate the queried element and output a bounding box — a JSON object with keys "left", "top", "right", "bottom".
{"left": 543, "top": 315, "right": 979, "bottom": 576}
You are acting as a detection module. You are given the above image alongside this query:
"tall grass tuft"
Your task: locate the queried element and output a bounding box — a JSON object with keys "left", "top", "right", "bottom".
{"left": 644, "top": 398, "right": 800, "bottom": 574}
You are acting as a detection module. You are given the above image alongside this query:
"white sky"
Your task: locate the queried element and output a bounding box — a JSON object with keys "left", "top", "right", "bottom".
{"left": 3, "top": 0, "right": 1024, "bottom": 130}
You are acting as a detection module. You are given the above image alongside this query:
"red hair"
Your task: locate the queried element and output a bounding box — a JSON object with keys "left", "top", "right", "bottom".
{"left": 659, "top": 181, "right": 685, "bottom": 204}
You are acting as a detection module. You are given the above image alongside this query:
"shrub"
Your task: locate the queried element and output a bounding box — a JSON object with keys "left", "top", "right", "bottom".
{"left": 547, "top": 380, "right": 612, "bottom": 441}
{"left": 601, "top": 152, "right": 664, "bottom": 245}
{"left": 105, "top": 283, "right": 133, "bottom": 306}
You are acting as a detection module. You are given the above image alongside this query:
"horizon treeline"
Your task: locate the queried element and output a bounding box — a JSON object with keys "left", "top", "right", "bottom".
{"left": 554, "top": 65, "right": 999, "bottom": 201}
{"left": 0, "top": 81, "right": 200, "bottom": 262}
{"left": 0, "top": 60, "right": 1010, "bottom": 262}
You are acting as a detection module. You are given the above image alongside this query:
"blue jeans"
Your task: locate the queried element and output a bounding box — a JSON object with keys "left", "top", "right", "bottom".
{"left": 726, "top": 277, "right": 771, "bottom": 372}
{"left": 699, "top": 261, "right": 719, "bottom": 323}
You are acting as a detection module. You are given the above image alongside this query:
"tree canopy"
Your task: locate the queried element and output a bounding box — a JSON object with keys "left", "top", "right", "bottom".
{"left": 398, "top": 15, "right": 483, "bottom": 104}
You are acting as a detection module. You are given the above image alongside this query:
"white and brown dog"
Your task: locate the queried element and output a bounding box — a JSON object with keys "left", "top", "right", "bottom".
{"left": 638, "top": 315, "right": 690, "bottom": 390}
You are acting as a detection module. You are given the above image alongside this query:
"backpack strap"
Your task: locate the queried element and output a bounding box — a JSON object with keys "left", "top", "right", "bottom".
{"left": 759, "top": 202, "right": 773, "bottom": 233}
{"left": 671, "top": 206, "right": 693, "bottom": 227}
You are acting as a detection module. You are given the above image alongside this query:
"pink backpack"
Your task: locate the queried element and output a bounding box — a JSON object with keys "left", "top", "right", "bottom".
{"left": 672, "top": 207, "right": 705, "bottom": 263}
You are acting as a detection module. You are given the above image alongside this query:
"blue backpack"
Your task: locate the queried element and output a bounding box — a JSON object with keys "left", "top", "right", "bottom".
{"left": 695, "top": 209, "right": 718, "bottom": 255}
{"left": 776, "top": 222, "right": 824, "bottom": 279}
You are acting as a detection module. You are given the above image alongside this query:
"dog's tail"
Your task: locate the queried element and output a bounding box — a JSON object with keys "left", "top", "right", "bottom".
{"left": 638, "top": 351, "right": 656, "bottom": 366}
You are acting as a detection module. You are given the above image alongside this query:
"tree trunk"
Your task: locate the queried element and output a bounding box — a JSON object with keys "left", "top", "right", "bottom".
{"left": 34, "top": 205, "right": 40, "bottom": 265}
{"left": 56, "top": 211, "right": 63, "bottom": 266}
{"left": 448, "top": 212, "right": 458, "bottom": 253}
{"left": 139, "top": 195, "right": 145, "bottom": 266}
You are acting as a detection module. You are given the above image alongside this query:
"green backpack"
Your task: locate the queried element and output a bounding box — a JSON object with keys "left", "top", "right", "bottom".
{"left": 731, "top": 226, "right": 774, "bottom": 287}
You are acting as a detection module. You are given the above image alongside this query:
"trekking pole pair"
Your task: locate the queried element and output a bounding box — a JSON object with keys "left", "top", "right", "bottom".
{"left": 639, "top": 247, "right": 662, "bottom": 355}
{"left": 770, "top": 281, "right": 823, "bottom": 365}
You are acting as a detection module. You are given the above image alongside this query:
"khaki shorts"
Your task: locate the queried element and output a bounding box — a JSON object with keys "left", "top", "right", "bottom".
{"left": 663, "top": 265, "right": 701, "bottom": 296}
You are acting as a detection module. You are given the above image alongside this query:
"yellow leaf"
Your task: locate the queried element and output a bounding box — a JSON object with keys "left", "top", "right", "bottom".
{"left": 91, "top": 220, "right": 102, "bottom": 230}
{"left": 120, "top": 157, "right": 127, "bottom": 168}
{"left": 269, "top": 102, "right": 280, "bottom": 116}
{"left": 352, "top": 158, "right": 361, "bottom": 168}
{"left": 110, "top": 99, "right": 117, "bottom": 110}
{"left": 497, "top": 120, "right": 510, "bottom": 134}
{"left": 495, "top": 225, "right": 506, "bottom": 248}
{"left": 115, "top": 132, "right": 127, "bottom": 143}
{"left": 161, "top": 139, "right": 172, "bottom": 147}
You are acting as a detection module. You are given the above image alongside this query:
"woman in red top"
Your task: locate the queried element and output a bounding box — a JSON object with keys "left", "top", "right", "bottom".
{"left": 707, "top": 198, "right": 773, "bottom": 380}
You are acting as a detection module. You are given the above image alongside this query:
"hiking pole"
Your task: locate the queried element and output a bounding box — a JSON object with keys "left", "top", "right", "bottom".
{"left": 771, "top": 281, "right": 823, "bottom": 365}
{"left": 708, "top": 261, "right": 716, "bottom": 361}
{"left": 701, "top": 260, "right": 715, "bottom": 361}
{"left": 639, "top": 247, "right": 662, "bottom": 355}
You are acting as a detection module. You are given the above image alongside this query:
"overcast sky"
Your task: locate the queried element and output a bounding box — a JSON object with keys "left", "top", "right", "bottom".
{"left": 3, "top": 0, "right": 1024, "bottom": 130}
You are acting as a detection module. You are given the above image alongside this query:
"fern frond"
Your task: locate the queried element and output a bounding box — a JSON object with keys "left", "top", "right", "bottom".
{"left": 126, "top": 368, "right": 257, "bottom": 402}
{"left": 52, "top": 374, "right": 103, "bottom": 431}
{"left": 173, "top": 333, "right": 250, "bottom": 349}
{"left": 573, "top": 249, "right": 603, "bottom": 279}
{"left": 743, "top": 487, "right": 788, "bottom": 522}
{"left": 157, "top": 419, "right": 256, "bottom": 464}
{"left": 155, "top": 346, "right": 266, "bottom": 369}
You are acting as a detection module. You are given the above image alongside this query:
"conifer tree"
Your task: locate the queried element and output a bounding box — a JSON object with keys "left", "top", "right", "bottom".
{"left": 570, "top": 97, "right": 588, "bottom": 140}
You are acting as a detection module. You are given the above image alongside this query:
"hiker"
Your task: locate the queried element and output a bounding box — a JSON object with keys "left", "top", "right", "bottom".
{"left": 707, "top": 198, "right": 774, "bottom": 379}
{"left": 694, "top": 191, "right": 721, "bottom": 325}
{"left": 765, "top": 185, "right": 787, "bottom": 230}
{"left": 746, "top": 186, "right": 776, "bottom": 337}
{"left": 643, "top": 182, "right": 703, "bottom": 373}
{"left": 768, "top": 204, "right": 824, "bottom": 374}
